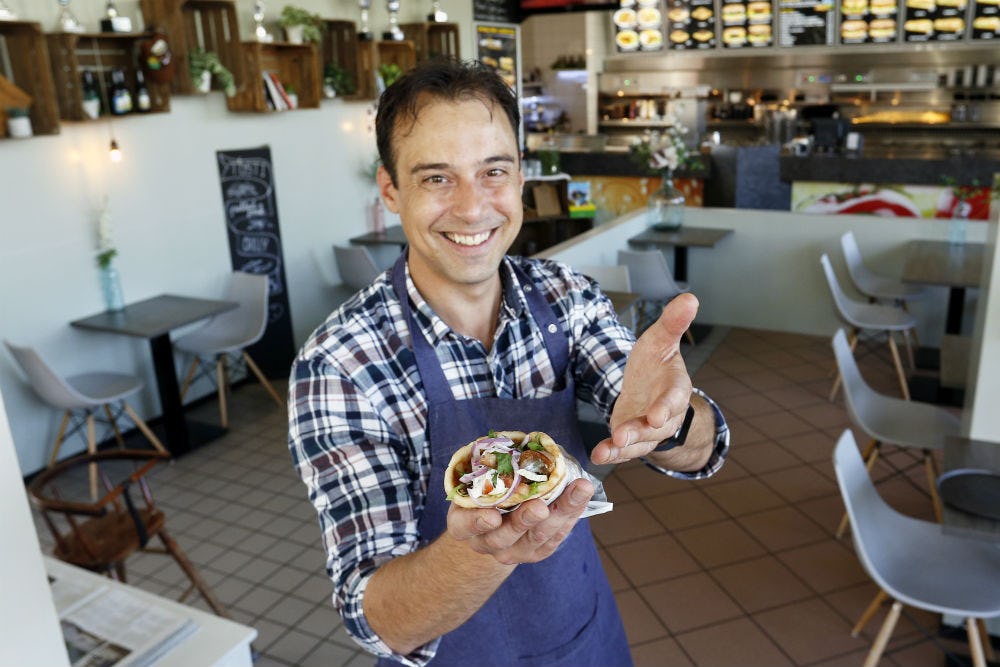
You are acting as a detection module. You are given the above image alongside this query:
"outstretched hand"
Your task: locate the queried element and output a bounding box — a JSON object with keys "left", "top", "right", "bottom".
{"left": 591, "top": 292, "right": 699, "bottom": 465}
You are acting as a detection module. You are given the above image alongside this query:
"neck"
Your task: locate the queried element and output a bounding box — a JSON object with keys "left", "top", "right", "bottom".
{"left": 410, "top": 268, "right": 504, "bottom": 349}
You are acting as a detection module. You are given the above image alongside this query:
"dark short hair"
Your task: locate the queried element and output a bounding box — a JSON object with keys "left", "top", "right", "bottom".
{"left": 375, "top": 57, "right": 521, "bottom": 185}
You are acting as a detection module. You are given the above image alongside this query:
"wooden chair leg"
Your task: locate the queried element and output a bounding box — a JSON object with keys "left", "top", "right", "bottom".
{"left": 975, "top": 618, "right": 995, "bottom": 662}
{"left": 216, "top": 355, "right": 228, "bottom": 429}
{"left": 922, "top": 450, "right": 943, "bottom": 523}
{"left": 158, "top": 529, "right": 229, "bottom": 619}
{"left": 863, "top": 599, "right": 902, "bottom": 667}
{"left": 902, "top": 327, "right": 915, "bottom": 369}
{"left": 829, "top": 330, "right": 859, "bottom": 401}
{"left": 121, "top": 401, "right": 169, "bottom": 457}
{"left": 179, "top": 357, "right": 200, "bottom": 401}
{"left": 837, "top": 440, "right": 881, "bottom": 538}
{"left": 48, "top": 411, "right": 72, "bottom": 467}
{"left": 967, "top": 617, "right": 988, "bottom": 667}
{"left": 104, "top": 404, "right": 127, "bottom": 448}
{"left": 852, "top": 589, "right": 890, "bottom": 637}
{"left": 243, "top": 352, "right": 285, "bottom": 407}
{"left": 684, "top": 329, "right": 696, "bottom": 346}
{"left": 887, "top": 334, "right": 910, "bottom": 401}
{"left": 86, "top": 413, "right": 98, "bottom": 500}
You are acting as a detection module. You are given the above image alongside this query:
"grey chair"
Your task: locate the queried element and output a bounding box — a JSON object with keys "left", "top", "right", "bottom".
{"left": 832, "top": 429, "right": 1000, "bottom": 667}
{"left": 831, "top": 328, "right": 959, "bottom": 538}
{"left": 334, "top": 244, "right": 382, "bottom": 291}
{"left": 841, "top": 231, "right": 927, "bottom": 307}
{"left": 821, "top": 253, "right": 915, "bottom": 401}
{"left": 174, "top": 271, "right": 284, "bottom": 429}
{"left": 4, "top": 340, "right": 167, "bottom": 498}
{"left": 617, "top": 249, "right": 695, "bottom": 344}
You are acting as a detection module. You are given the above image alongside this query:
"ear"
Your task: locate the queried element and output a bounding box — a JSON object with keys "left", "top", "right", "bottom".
{"left": 376, "top": 164, "right": 400, "bottom": 214}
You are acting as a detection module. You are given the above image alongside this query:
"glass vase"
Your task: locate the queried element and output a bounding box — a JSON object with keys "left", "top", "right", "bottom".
{"left": 648, "top": 173, "right": 685, "bottom": 231}
{"left": 99, "top": 265, "right": 125, "bottom": 311}
{"left": 948, "top": 199, "right": 970, "bottom": 246}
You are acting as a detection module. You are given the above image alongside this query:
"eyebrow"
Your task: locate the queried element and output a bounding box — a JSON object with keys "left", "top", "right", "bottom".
{"left": 409, "top": 154, "right": 517, "bottom": 176}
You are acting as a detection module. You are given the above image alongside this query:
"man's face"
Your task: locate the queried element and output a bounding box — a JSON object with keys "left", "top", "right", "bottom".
{"left": 378, "top": 96, "right": 524, "bottom": 296}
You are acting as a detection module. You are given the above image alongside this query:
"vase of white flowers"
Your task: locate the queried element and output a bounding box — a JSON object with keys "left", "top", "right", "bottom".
{"left": 96, "top": 200, "right": 125, "bottom": 311}
{"left": 631, "top": 115, "right": 691, "bottom": 231}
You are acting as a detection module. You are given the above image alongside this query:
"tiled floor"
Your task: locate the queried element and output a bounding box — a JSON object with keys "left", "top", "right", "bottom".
{"left": 31, "top": 326, "right": 981, "bottom": 666}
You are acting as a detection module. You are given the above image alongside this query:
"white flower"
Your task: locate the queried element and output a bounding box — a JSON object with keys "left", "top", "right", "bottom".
{"left": 95, "top": 198, "right": 117, "bottom": 268}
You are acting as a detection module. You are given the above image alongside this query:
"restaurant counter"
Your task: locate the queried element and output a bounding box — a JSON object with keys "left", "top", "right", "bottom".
{"left": 528, "top": 150, "right": 711, "bottom": 179}
{"left": 780, "top": 147, "right": 1000, "bottom": 186}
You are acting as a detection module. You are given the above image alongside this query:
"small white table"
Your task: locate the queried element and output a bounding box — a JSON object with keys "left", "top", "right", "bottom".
{"left": 45, "top": 557, "right": 256, "bottom": 667}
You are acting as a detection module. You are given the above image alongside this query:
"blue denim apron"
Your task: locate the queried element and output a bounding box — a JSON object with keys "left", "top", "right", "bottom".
{"left": 378, "top": 254, "right": 631, "bottom": 667}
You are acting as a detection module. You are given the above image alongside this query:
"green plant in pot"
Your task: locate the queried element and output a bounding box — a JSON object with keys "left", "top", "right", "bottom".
{"left": 279, "top": 5, "right": 323, "bottom": 43}
{"left": 324, "top": 62, "right": 356, "bottom": 98}
{"left": 188, "top": 49, "right": 236, "bottom": 97}
{"left": 377, "top": 63, "right": 403, "bottom": 89}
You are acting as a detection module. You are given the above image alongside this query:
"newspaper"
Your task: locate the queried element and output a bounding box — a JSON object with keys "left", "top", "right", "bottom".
{"left": 49, "top": 571, "right": 198, "bottom": 667}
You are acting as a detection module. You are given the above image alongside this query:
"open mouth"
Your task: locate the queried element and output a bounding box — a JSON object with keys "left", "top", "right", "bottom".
{"left": 443, "top": 230, "right": 493, "bottom": 247}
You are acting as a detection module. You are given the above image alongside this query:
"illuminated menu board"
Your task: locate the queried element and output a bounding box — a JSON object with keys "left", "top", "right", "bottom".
{"left": 720, "top": 0, "right": 774, "bottom": 47}
{"left": 778, "top": 0, "right": 836, "bottom": 45}
{"left": 840, "top": 0, "right": 900, "bottom": 43}
{"left": 903, "top": 0, "right": 966, "bottom": 41}
{"left": 970, "top": 0, "right": 999, "bottom": 38}
{"left": 614, "top": 0, "right": 666, "bottom": 52}
{"left": 665, "top": 0, "right": 718, "bottom": 49}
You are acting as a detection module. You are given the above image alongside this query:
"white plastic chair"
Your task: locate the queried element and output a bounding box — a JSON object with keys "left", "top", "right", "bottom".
{"left": 334, "top": 244, "right": 382, "bottom": 291}
{"left": 831, "top": 328, "right": 959, "bottom": 538}
{"left": 174, "top": 271, "right": 284, "bottom": 429}
{"left": 821, "top": 253, "right": 915, "bottom": 401}
{"left": 841, "top": 231, "right": 927, "bottom": 306}
{"left": 4, "top": 340, "right": 167, "bottom": 497}
{"left": 832, "top": 429, "right": 1000, "bottom": 667}
{"left": 617, "top": 249, "right": 695, "bottom": 344}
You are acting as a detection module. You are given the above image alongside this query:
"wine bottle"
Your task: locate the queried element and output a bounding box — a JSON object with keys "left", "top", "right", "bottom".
{"left": 109, "top": 68, "right": 133, "bottom": 115}
{"left": 135, "top": 69, "right": 151, "bottom": 112}
{"left": 81, "top": 69, "right": 101, "bottom": 119}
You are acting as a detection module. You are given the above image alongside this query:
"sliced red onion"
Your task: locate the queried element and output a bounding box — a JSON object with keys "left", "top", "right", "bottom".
{"left": 474, "top": 471, "right": 522, "bottom": 507}
{"left": 458, "top": 465, "right": 490, "bottom": 484}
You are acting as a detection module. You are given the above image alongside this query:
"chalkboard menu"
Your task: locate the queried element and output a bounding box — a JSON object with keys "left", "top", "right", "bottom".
{"left": 840, "top": 0, "right": 899, "bottom": 43}
{"left": 720, "top": 0, "right": 774, "bottom": 47}
{"left": 666, "top": 0, "right": 718, "bottom": 48}
{"left": 215, "top": 146, "right": 295, "bottom": 379}
{"left": 903, "top": 0, "right": 966, "bottom": 41}
{"left": 474, "top": 0, "right": 520, "bottom": 22}
{"left": 614, "top": 0, "right": 666, "bottom": 52}
{"left": 778, "top": 0, "right": 836, "bottom": 45}
{"left": 971, "top": 0, "right": 999, "bottom": 38}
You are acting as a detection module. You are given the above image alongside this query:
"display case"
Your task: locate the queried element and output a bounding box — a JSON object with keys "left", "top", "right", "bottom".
{"left": 46, "top": 32, "right": 171, "bottom": 121}
{"left": 139, "top": 0, "right": 244, "bottom": 96}
{"left": 0, "top": 20, "right": 60, "bottom": 136}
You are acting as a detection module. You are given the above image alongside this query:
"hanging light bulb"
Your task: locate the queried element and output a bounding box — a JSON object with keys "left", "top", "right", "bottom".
{"left": 109, "top": 138, "right": 123, "bottom": 163}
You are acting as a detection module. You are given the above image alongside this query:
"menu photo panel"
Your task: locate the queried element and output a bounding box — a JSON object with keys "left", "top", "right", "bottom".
{"left": 721, "top": 0, "right": 775, "bottom": 48}
{"left": 614, "top": 0, "right": 666, "bottom": 52}
{"left": 903, "top": 0, "right": 968, "bottom": 41}
{"left": 971, "top": 0, "right": 999, "bottom": 38}
{"left": 840, "top": 0, "right": 901, "bottom": 43}
{"left": 666, "top": 0, "right": 718, "bottom": 49}
{"left": 778, "top": 0, "right": 836, "bottom": 45}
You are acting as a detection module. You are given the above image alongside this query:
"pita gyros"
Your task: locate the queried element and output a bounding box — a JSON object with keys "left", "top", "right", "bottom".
{"left": 445, "top": 431, "right": 568, "bottom": 509}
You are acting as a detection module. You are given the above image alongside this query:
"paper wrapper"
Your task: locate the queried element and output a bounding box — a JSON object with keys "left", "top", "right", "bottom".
{"left": 499, "top": 445, "right": 614, "bottom": 518}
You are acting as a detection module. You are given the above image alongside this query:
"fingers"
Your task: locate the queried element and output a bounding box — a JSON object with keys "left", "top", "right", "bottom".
{"left": 448, "top": 480, "right": 594, "bottom": 564}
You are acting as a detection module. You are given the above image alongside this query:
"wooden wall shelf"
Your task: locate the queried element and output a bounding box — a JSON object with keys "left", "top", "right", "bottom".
{"left": 46, "top": 32, "right": 171, "bottom": 121}
{"left": 140, "top": 0, "right": 244, "bottom": 96}
{"left": 321, "top": 20, "right": 372, "bottom": 100}
{"left": 0, "top": 21, "right": 60, "bottom": 136}
{"left": 228, "top": 42, "right": 321, "bottom": 112}
{"left": 400, "top": 22, "right": 460, "bottom": 61}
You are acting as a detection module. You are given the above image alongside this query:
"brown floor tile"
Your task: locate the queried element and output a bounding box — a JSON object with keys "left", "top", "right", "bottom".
{"left": 606, "top": 533, "right": 701, "bottom": 588}
{"left": 711, "top": 555, "right": 813, "bottom": 613}
{"left": 630, "top": 637, "right": 695, "bottom": 667}
{"left": 640, "top": 572, "right": 744, "bottom": 634}
{"left": 703, "top": 476, "right": 787, "bottom": 517}
{"left": 746, "top": 410, "right": 819, "bottom": 440}
{"left": 673, "top": 519, "right": 767, "bottom": 569}
{"left": 642, "top": 488, "right": 727, "bottom": 531}
{"left": 754, "top": 598, "right": 859, "bottom": 664}
{"left": 737, "top": 368, "right": 800, "bottom": 392}
{"left": 675, "top": 617, "right": 794, "bottom": 667}
{"left": 591, "top": 500, "right": 669, "bottom": 547}
{"left": 732, "top": 440, "right": 802, "bottom": 476}
{"left": 777, "top": 541, "right": 871, "bottom": 595}
{"left": 765, "top": 385, "right": 828, "bottom": 410}
{"left": 613, "top": 461, "right": 689, "bottom": 500}
{"left": 739, "top": 505, "right": 829, "bottom": 552}
{"left": 717, "top": 392, "right": 786, "bottom": 420}
{"left": 599, "top": 548, "right": 632, "bottom": 593}
{"left": 613, "top": 588, "right": 669, "bottom": 645}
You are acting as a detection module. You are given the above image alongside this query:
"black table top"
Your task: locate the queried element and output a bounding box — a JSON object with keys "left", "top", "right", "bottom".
{"left": 628, "top": 226, "right": 735, "bottom": 249}
{"left": 70, "top": 294, "right": 238, "bottom": 339}
{"left": 349, "top": 225, "right": 408, "bottom": 247}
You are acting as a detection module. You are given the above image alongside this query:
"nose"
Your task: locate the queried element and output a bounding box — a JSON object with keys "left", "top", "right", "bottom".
{"left": 450, "top": 177, "right": 487, "bottom": 222}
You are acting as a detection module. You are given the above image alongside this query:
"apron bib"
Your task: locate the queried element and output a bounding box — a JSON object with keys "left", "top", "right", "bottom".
{"left": 377, "top": 255, "right": 631, "bottom": 667}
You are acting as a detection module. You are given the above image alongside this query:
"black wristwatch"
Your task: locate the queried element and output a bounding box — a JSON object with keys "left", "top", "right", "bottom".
{"left": 652, "top": 404, "right": 695, "bottom": 453}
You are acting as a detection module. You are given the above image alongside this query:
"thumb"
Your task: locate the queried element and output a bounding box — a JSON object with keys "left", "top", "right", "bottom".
{"left": 649, "top": 292, "right": 699, "bottom": 343}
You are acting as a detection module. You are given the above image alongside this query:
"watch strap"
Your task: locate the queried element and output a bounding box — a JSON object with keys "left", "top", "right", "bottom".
{"left": 652, "top": 403, "right": 695, "bottom": 453}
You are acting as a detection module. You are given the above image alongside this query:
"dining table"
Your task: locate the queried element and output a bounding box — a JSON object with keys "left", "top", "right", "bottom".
{"left": 627, "top": 226, "right": 735, "bottom": 282}
{"left": 939, "top": 435, "right": 1000, "bottom": 538}
{"left": 349, "top": 224, "right": 408, "bottom": 250}
{"left": 70, "top": 294, "right": 238, "bottom": 456}
{"left": 902, "top": 239, "right": 985, "bottom": 336}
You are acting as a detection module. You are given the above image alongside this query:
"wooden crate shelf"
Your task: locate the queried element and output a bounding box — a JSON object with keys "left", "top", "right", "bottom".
{"left": 46, "top": 32, "right": 170, "bottom": 121}
{"left": 0, "top": 21, "right": 60, "bottom": 136}
{"left": 400, "top": 22, "right": 460, "bottom": 61}
{"left": 139, "top": 0, "right": 244, "bottom": 96}
{"left": 320, "top": 19, "right": 372, "bottom": 100}
{"left": 228, "top": 42, "right": 321, "bottom": 112}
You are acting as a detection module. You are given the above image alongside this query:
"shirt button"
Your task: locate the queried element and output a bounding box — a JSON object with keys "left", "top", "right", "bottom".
{"left": 524, "top": 285, "right": 533, "bottom": 293}
{"left": 547, "top": 323, "right": 558, "bottom": 333}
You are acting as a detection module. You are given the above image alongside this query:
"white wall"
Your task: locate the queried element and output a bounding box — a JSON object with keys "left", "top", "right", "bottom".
{"left": 964, "top": 198, "right": 1000, "bottom": 441}
{"left": 0, "top": 0, "right": 471, "bottom": 476}
{"left": 0, "top": 385, "right": 70, "bottom": 667}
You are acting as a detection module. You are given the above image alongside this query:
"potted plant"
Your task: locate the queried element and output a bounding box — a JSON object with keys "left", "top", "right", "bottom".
{"left": 278, "top": 5, "right": 323, "bottom": 44}
{"left": 323, "top": 63, "right": 356, "bottom": 98}
{"left": 5, "top": 106, "right": 32, "bottom": 138}
{"left": 188, "top": 49, "right": 236, "bottom": 97}
{"left": 377, "top": 63, "right": 403, "bottom": 90}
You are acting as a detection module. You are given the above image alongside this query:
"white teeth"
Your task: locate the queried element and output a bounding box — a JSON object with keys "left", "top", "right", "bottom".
{"left": 445, "top": 231, "right": 491, "bottom": 246}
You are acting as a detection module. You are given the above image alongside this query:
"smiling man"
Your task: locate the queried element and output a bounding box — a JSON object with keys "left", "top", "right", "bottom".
{"left": 288, "top": 58, "right": 729, "bottom": 667}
